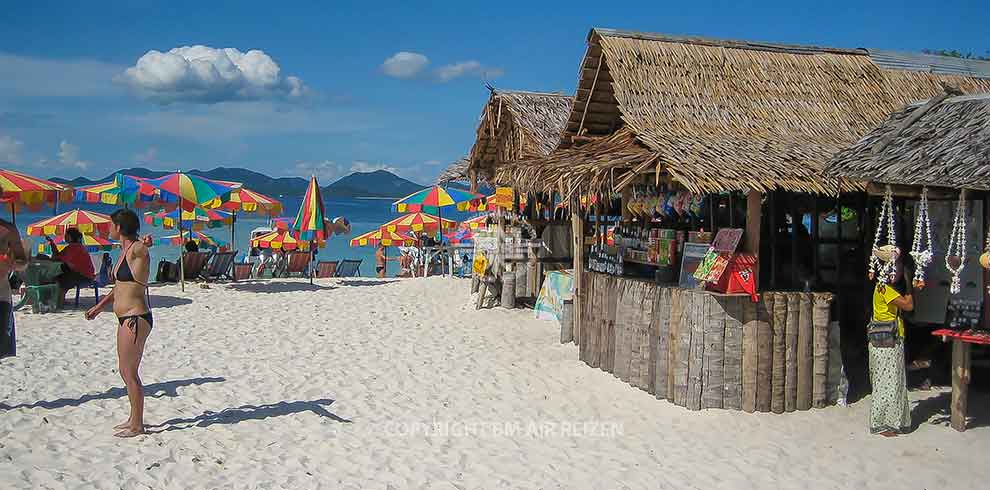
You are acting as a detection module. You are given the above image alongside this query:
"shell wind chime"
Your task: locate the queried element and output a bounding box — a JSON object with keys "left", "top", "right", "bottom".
{"left": 869, "top": 185, "right": 899, "bottom": 284}
{"left": 909, "top": 187, "right": 934, "bottom": 289}
{"left": 945, "top": 189, "right": 967, "bottom": 295}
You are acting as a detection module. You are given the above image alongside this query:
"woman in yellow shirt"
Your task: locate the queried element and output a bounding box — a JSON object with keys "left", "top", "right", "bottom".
{"left": 869, "top": 263, "right": 913, "bottom": 436}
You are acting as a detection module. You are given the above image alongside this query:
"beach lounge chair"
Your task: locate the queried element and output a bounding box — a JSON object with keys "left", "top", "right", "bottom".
{"left": 336, "top": 259, "right": 362, "bottom": 278}
{"left": 233, "top": 262, "right": 253, "bottom": 281}
{"left": 182, "top": 251, "right": 211, "bottom": 281}
{"left": 200, "top": 251, "right": 238, "bottom": 282}
{"left": 283, "top": 251, "right": 312, "bottom": 278}
{"left": 316, "top": 260, "right": 338, "bottom": 278}
{"left": 73, "top": 253, "right": 113, "bottom": 309}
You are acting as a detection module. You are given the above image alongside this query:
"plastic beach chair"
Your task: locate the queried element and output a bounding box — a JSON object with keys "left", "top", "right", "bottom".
{"left": 284, "top": 251, "right": 312, "bottom": 278}
{"left": 74, "top": 253, "right": 112, "bottom": 309}
{"left": 335, "top": 259, "right": 362, "bottom": 278}
{"left": 182, "top": 251, "right": 211, "bottom": 281}
{"left": 316, "top": 260, "right": 339, "bottom": 278}
{"left": 201, "top": 251, "right": 238, "bottom": 282}
{"left": 14, "top": 261, "right": 63, "bottom": 313}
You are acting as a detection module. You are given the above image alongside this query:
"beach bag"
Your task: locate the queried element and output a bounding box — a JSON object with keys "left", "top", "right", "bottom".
{"left": 867, "top": 318, "right": 898, "bottom": 348}
{"left": 156, "top": 259, "right": 177, "bottom": 283}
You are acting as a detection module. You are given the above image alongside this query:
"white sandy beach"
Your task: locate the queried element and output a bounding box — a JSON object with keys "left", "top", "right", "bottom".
{"left": 0, "top": 276, "right": 988, "bottom": 489}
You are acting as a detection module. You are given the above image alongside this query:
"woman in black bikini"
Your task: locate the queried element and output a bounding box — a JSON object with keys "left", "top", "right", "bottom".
{"left": 86, "top": 209, "right": 152, "bottom": 438}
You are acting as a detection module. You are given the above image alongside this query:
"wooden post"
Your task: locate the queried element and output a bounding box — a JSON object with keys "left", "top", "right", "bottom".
{"left": 744, "top": 190, "right": 762, "bottom": 285}
{"left": 571, "top": 199, "right": 584, "bottom": 345}
{"left": 769, "top": 293, "right": 786, "bottom": 414}
{"left": 797, "top": 293, "right": 814, "bottom": 411}
{"left": 951, "top": 340, "right": 972, "bottom": 432}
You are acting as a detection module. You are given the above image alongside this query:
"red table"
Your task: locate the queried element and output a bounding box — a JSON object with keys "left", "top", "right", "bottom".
{"left": 932, "top": 329, "right": 990, "bottom": 431}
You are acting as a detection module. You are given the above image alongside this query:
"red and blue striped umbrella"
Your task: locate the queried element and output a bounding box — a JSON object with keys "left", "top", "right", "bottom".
{"left": 141, "top": 172, "right": 238, "bottom": 211}
{"left": 292, "top": 176, "right": 330, "bottom": 241}
{"left": 392, "top": 186, "right": 484, "bottom": 214}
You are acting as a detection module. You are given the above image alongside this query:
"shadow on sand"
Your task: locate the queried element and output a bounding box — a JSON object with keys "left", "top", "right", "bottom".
{"left": 0, "top": 376, "right": 226, "bottom": 411}
{"left": 148, "top": 398, "right": 351, "bottom": 433}
{"left": 911, "top": 389, "right": 990, "bottom": 431}
{"left": 226, "top": 281, "right": 332, "bottom": 294}
{"left": 337, "top": 280, "right": 398, "bottom": 287}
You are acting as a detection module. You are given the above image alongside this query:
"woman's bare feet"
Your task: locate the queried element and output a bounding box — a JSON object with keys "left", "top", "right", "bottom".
{"left": 113, "top": 420, "right": 131, "bottom": 430}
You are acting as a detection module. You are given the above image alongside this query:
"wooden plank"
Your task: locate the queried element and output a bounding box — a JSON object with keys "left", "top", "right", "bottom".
{"left": 613, "top": 281, "right": 630, "bottom": 381}
{"left": 571, "top": 205, "right": 584, "bottom": 345}
{"left": 770, "top": 293, "right": 787, "bottom": 414}
{"left": 702, "top": 296, "right": 728, "bottom": 409}
{"left": 951, "top": 340, "right": 972, "bottom": 432}
{"left": 722, "top": 296, "right": 744, "bottom": 410}
{"left": 667, "top": 288, "right": 683, "bottom": 401}
{"left": 652, "top": 287, "right": 671, "bottom": 398}
{"left": 756, "top": 300, "right": 773, "bottom": 413}
{"left": 741, "top": 296, "right": 759, "bottom": 413}
{"left": 672, "top": 289, "right": 693, "bottom": 407}
{"left": 797, "top": 293, "right": 814, "bottom": 411}
{"left": 812, "top": 293, "right": 832, "bottom": 408}
{"left": 606, "top": 276, "right": 619, "bottom": 374}
{"left": 631, "top": 282, "right": 653, "bottom": 391}
{"left": 687, "top": 291, "right": 707, "bottom": 411}
{"left": 785, "top": 293, "right": 800, "bottom": 412}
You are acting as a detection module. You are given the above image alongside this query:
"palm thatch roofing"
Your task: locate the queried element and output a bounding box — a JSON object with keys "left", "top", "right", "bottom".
{"left": 435, "top": 158, "right": 470, "bottom": 185}
{"left": 824, "top": 93, "right": 990, "bottom": 190}
{"left": 468, "top": 89, "right": 573, "bottom": 186}
{"left": 496, "top": 28, "right": 990, "bottom": 197}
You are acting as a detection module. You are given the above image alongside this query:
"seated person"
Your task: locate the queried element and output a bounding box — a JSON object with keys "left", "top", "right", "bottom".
{"left": 45, "top": 229, "right": 96, "bottom": 307}
{"left": 184, "top": 239, "right": 200, "bottom": 253}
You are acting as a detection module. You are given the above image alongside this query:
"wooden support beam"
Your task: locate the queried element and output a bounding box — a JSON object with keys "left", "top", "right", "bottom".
{"left": 951, "top": 339, "right": 972, "bottom": 432}
{"left": 576, "top": 53, "right": 604, "bottom": 137}
{"left": 571, "top": 199, "right": 584, "bottom": 345}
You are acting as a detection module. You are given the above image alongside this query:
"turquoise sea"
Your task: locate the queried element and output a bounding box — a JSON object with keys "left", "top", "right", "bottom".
{"left": 11, "top": 196, "right": 476, "bottom": 278}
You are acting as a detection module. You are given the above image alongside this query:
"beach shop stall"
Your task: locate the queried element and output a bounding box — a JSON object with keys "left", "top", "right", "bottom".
{"left": 492, "top": 28, "right": 990, "bottom": 413}
{"left": 462, "top": 89, "right": 577, "bottom": 303}
{"left": 825, "top": 90, "right": 990, "bottom": 430}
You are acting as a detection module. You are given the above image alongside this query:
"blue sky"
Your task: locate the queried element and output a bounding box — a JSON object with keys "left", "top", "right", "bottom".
{"left": 0, "top": 0, "right": 986, "bottom": 184}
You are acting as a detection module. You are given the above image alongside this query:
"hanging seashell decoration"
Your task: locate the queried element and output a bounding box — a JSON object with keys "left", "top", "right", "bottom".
{"left": 945, "top": 189, "right": 968, "bottom": 295}
{"left": 869, "top": 185, "right": 899, "bottom": 284}
{"left": 909, "top": 187, "right": 934, "bottom": 289}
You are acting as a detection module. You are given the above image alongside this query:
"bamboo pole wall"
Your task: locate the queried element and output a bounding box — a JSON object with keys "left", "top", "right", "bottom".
{"left": 580, "top": 272, "right": 837, "bottom": 412}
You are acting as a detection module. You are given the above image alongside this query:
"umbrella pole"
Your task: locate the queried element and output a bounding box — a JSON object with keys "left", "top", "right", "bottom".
{"left": 9, "top": 202, "right": 15, "bottom": 227}
{"left": 231, "top": 210, "right": 236, "bottom": 252}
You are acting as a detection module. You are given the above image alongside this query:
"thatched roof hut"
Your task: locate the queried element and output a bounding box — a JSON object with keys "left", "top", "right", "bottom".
{"left": 497, "top": 28, "right": 990, "bottom": 198}
{"left": 824, "top": 92, "right": 990, "bottom": 190}
{"left": 468, "top": 89, "right": 573, "bottom": 189}
{"left": 435, "top": 158, "right": 470, "bottom": 185}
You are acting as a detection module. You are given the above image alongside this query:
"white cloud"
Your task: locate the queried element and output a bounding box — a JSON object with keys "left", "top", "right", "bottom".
{"left": 381, "top": 52, "right": 429, "bottom": 79}
{"left": 57, "top": 140, "right": 89, "bottom": 170}
{"left": 0, "top": 52, "right": 121, "bottom": 97}
{"left": 435, "top": 60, "right": 504, "bottom": 82}
{"left": 135, "top": 146, "right": 158, "bottom": 163}
{"left": 0, "top": 135, "right": 24, "bottom": 164}
{"left": 118, "top": 45, "right": 311, "bottom": 104}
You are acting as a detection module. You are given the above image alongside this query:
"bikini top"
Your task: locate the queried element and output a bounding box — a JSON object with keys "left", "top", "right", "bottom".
{"left": 115, "top": 242, "right": 148, "bottom": 287}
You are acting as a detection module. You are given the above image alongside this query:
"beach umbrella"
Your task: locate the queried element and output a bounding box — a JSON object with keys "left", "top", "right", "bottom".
{"left": 461, "top": 214, "right": 491, "bottom": 230}
{"left": 380, "top": 212, "right": 457, "bottom": 234}
{"left": 26, "top": 209, "right": 113, "bottom": 237}
{"left": 144, "top": 207, "right": 234, "bottom": 230}
{"left": 292, "top": 176, "right": 331, "bottom": 283}
{"left": 444, "top": 226, "right": 474, "bottom": 245}
{"left": 392, "top": 186, "right": 484, "bottom": 214}
{"left": 349, "top": 229, "right": 417, "bottom": 247}
{"left": 74, "top": 173, "right": 153, "bottom": 207}
{"left": 216, "top": 184, "right": 284, "bottom": 251}
{"left": 38, "top": 234, "right": 118, "bottom": 254}
{"left": 140, "top": 172, "right": 238, "bottom": 211}
{"left": 250, "top": 230, "right": 321, "bottom": 251}
{"left": 0, "top": 169, "right": 74, "bottom": 224}
{"left": 153, "top": 231, "right": 226, "bottom": 250}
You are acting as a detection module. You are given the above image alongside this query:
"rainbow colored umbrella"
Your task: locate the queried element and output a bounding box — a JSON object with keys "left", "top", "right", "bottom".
{"left": 144, "top": 207, "right": 234, "bottom": 231}
{"left": 153, "top": 231, "right": 226, "bottom": 250}
{"left": 292, "top": 176, "right": 330, "bottom": 242}
{"left": 218, "top": 185, "right": 283, "bottom": 214}
{"left": 38, "top": 234, "right": 118, "bottom": 254}
{"left": 141, "top": 172, "right": 238, "bottom": 211}
{"left": 250, "top": 230, "right": 322, "bottom": 251}
{"left": 444, "top": 226, "right": 474, "bottom": 245}
{"left": 393, "top": 186, "right": 483, "bottom": 214}
{"left": 26, "top": 209, "right": 112, "bottom": 237}
{"left": 349, "top": 229, "right": 417, "bottom": 247}
{"left": 380, "top": 212, "right": 457, "bottom": 234}
{"left": 74, "top": 173, "right": 153, "bottom": 207}
{"left": 461, "top": 214, "right": 491, "bottom": 230}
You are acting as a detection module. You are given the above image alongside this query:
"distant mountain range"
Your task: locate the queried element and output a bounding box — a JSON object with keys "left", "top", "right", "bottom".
{"left": 50, "top": 167, "right": 428, "bottom": 199}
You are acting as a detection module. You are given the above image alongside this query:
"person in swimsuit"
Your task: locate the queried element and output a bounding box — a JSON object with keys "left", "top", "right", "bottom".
{"left": 85, "top": 209, "right": 152, "bottom": 438}
{"left": 0, "top": 204, "right": 28, "bottom": 360}
{"left": 375, "top": 245, "right": 387, "bottom": 278}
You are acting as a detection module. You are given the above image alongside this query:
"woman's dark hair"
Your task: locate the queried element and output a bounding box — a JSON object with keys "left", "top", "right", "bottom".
{"left": 110, "top": 209, "right": 140, "bottom": 238}
{"left": 65, "top": 228, "right": 83, "bottom": 243}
